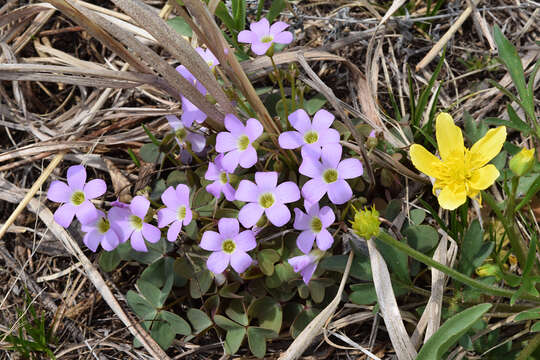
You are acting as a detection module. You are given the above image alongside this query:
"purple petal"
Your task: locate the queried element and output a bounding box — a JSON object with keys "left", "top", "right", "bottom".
{"left": 214, "top": 154, "right": 226, "bottom": 171}
{"left": 84, "top": 179, "right": 106, "bottom": 199}
{"left": 216, "top": 132, "right": 238, "bottom": 153}
{"left": 183, "top": 207, "right": 193, "bottom": 226}
{"left": 297, "top": 230, "right": 315, "bottom": 254}
{"left": 176, "top": 65, "right": 195, "bottom": 83}
{"left": 218, "top": 218, "right": 239, "bottom": 238}
{"left": 304, "top": 201, "right": 320, "bottom": 216}
{"left": 317, "top": 128, "right": 340, "bottom": 146}
{"left": 275, "top": 181, "right": 300, "bottom": 204}
{"left": 200, "top": 231, "right": 223, "bottom": 251}
{"left": 238, "top": 202, "right": 264, "bottom": 228}
{"left": 312, "top": 109, "right": 334, "bottom": 131}
{"left": 166, "top": 114, "right": 182, "bottom": 130}
{"left": 278, "top": 131, "right": 304, "bottom": 149}
{"left": 238, "top": 146, "right": 258, "bottom": 169}
{"left": 299, "top": 156, "right": 324, "bottom": 179}
{"left": 222, "top": 184, "right": 236, "bottom": 202}
{"left": 250, "top": 18, "right": 270, "bottom": 37}
{"left": 273, "top": 31, "right": 293, "bottom": 44}
{"left": 102, "top": 230, "right": 120, "bottom": 251}
{"left": 224, "top": 114, "right": 245, "bottom": 135}
{"left": 255, "top": 172, "right": 277, "bottom": 191}
{"left": 301, "top": 179, "right": 327, "bottom": 203}
{"left": 205, "top": 162, "right": 221, "bottom": 181}
{"left": 251, "top": 41, "right": 272, "bottom": 56}
{"left": 265, "top": 203, "right": 291, "bottom": 227}
{"left": 245, "top": 118, "right": 263, "bottom": 142}
{"left": 236, "top": 180, "right": 259, "bottom": 202}
{"left": 337, "top": 158, "right": 363, "bottom": 179}
{"left": 167, "top": 221, "right": 182, "bottom": 242}
{"left": 207, "top": 251, "right": 230, "bottom": 274}
{"left": 47, "top": 181, "right": 71, "bottom": 203}
{"left": 301, "top": 262, "right": 317, "bottom": 284}
{"left": 288, "top": 255, "right": 312, "bottom": 272}
{"left": 186, "top": 132, "right": 206, "bottom": 153}
{"left": 238, "top": 30, "right": 256, "bottom": 44}
{"left": 230, "top": 251, "right": 253, "bottom": 273}
{"left": 327, "top": 180, "right": 352, "bottom": 205}
{"left": 222, "top": 150, "right": 241, "bottom": 173}
{"left": 179, "top": 149, "right": 193, "bottom": 164}
{"left": 316, "top": 229, "right": 333, "bottom": 251}
{"left": 319, "top": 206, "right": 335, "bottom": 227}
{"left": 196, "top": 47, "right": 219, "bottom": 68}
{"left": 130, "top": 231, "right": 147, "bottom": 252}
{"left": 234, "top": 230, "right": 256, "bottom": 251}
{"left": 321, "top": 143, "right": 342, "bottom": 168}
{"left": 206, "top": 181, "right": 224, "bottom": 199}
{"left": 269, "top": 21, "right": 289, "bottom": 35}
{"left": 76, "top": 200, "right": 99, "bottom": 224}
{"left": 142, "top": 223, "right": 161, "bottom": 243}
{"left": 288, "top": 109, "right": 311, "bottom": 133}
{"left": 181, "top": 104, "right": 205, "bottom": 128}
{"left": 67, "top": 165, "right": 86, "bottom": 191}
{"left": 161, "top": 186, "right": 180, "bottom": 209}
{"left": 175, "top": 184, "right": 190, "bottom": 205}
{"left": 83, "top": 231, "right": 101, "bottom": 252}
{"left": 130, "top": 196, "right": 149, "bottom": 219}
{"left": 158, "top": 207, "right": 176, "bottom": 228}
{"left": 293, "top": 208, "right": 310, "bottom": 230}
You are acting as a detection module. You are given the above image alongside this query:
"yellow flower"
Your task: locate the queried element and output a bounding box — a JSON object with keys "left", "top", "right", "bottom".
{"left": 410, "top": 113, "right": 506, "bottom": 210}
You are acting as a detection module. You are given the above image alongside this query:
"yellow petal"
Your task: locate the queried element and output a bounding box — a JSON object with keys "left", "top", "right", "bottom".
{"left": 438, "top": 184, "right": 466, "bottom": 210}
{"left": 469, "top": 126, "right": 506, "bottom": 169}
{"left": 469, "top": 164, "right": 500, "bottom": 191}
{"left": 410, "top": 144, "right": 443, "bottom": 178}
{"left": 436, "top": 112, "right": 464, "bottom": 161}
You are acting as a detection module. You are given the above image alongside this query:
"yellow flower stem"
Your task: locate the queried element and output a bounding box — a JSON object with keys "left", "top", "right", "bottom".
{"left": 269, "top": 55, "right": 287, "bottom": 130}
{"left": 375, "top": 230, "right": 540, "bottom": 302}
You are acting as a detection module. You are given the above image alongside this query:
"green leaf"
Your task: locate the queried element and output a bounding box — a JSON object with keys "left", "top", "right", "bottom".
{"left": 248, "top": 297, "right": 282, "bottom": 333}
{"left": 416, "top": 304, "right": 492, "bottom": 360}
{"left": 531, "top": 321, "right": 540, "bottom": 332}
{"left": 304, "top": 94, "right": 327, "bottom": 115}
{"left": 187, "top": 308, "right": 212, "bottom": 334}
{"left": 232, "top": 0, "right": 246, "bottom": 32}
{"left": 160, "top": 311, "right": 191, "bottom": 335}
{"left": 515, "top": 309, "right": 540, "bottom": 322}
{"left": 167, "top": 16, "right": 192, "bottom": 37}
{"left": 214, "top": 315, "right": 243, "bottom": 331}
{"left": 247, "top": 327, "right": 277, "bottom": 358}
{"left": 266, "top": 0, "right": 287, "bottom": 22}
{"left": 290, "top": 308, "right": 320, "bottom": 338}
{"left": 219, "top": 282, "right": 242, "bottom": 299}
{"left": 224, "top": 327, "right": 246, "bottom": 355}
{"left": 189, "top": 270, "right": 212, "bottom": 298}
{"left": 257, "top": 249, "right": 281, "bottom": 276}
{"left": 140, "top": 257, "right": 175, "bottom": 288}
{"left": 215, "top": 2, "right": 236, "bottom": 34}
{"left": 126, "top": 290, "right": 155, "bottom": 318}
{"left": 349, "top": 283, "right": 378, "bottom": 305}
{"left": 167, "top": 170, "right": 188, "bottom": 187}
{"left": 226, "top": 300, "right": 249, "bottom": 326}
{"left": 140, "top": 143, "right": 160, "bottom": 163}
{"left": 375, "top": 233, "right": 410, "bottom": 284}
{"left": 458, "top": 220, "right": 493, "bottom": 276}
{"left": 137, "top": 280, "right": 162, "bottom": 308}
{"left": 319, "top": 254, "right": 372, "bottom": 281}
{"left": 151, "top": 316, "right": 174, "bottom": 350}
{"left": 99, "top": 248, "right": 121, "bottom": 272}
{"left": 464, "top": 111, "right": 488, "bottom": 144}
{"left": 410, "top": 209, "right": 426, "bottom": 226}
{"left": 404, "top": 225, "right": 439, "bottom": 254}
{"left": 308, "top": 280, "right": 325, "bottom": 303}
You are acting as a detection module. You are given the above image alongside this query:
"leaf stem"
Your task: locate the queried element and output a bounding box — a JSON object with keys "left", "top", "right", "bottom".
{"left": 269, "top": 55, "right": 287, "bottom": 129}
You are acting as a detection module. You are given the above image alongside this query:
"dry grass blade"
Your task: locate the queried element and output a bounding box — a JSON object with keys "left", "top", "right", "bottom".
{"left": 367, "top": 238, "right": 417, "bottom": 360}
{"left": 0, "top": 3, "right": 51, "bottom": 27}
{"left": 278, "top": 251, "right": 354, "bottom": 360}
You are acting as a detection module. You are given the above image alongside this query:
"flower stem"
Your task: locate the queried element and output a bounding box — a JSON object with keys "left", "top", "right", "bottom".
{"left": 375, "top": 229, "right": 540, "bottom": 302}
{"left": 269, "top": 55, "right": 287, "bottom": 129}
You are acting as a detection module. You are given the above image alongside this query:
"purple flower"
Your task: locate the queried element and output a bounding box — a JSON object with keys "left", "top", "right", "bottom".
{"left": 236, "top": 172, "right": 300, "bottom": 228}
{"left": 200, "top": 218, "right": 256, "bottom": 274}
{"left": 216, "top": 114, "right": 263, "bottom": 172}
{"left": 109, "top": 196, "right": 161, "bottom": 252}
{"left": 288, "top": 251, "right": 321, "bottom": 284}
{"left": 299, "top": 144, "right": 363, "bottom": 205}
{"left": 157, "top": 184, "right": 192, "bottom": 242}
{"left": 47, "top": 165, "right": 106, "bottom": 227}
{"left": 176, "top": 65, "right": 207, "bottom": 127}
{"left": 293, "top": 201, "right": 335, "bottom": 253}
{"left": 81, "top": 210, "right": 122, "bottom": 252}
{"left": 205, "top": 154, "right": 236, "bottom": 201}
{"left": 278, "top": 109, "right": 340, "bottom": 158}
{"left": 196, "top": 47, "right": 219, "bottom": 69}
{"left": 167, "top": 115, "right": 206, "bottom": 164}
{"left": 238, "top": 18, "right": 293, "bottom": 55}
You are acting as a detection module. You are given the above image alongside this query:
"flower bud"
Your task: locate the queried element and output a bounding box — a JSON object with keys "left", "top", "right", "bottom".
{"left": 351, "top": 206, "right": 381, "bottom": 239}
{"left": 475, "top": 263, "right": 499, "bottom": 278}
{"left": 366, "top": 130, "right": 378, "bottom": 149}
{"left": 509, "top": 147, "right": 535, "bottom": 177}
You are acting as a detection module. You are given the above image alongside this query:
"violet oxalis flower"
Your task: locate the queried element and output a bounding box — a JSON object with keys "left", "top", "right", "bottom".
{"left": 167, "top": 115, "right": 206, "bottom": 164}
{"left": 109, "top": 196, "right": 161, "bottom": 252}
{"left": 216, "top": 114, "right": 263, "bottom": 172}
{"left": 238, "top": 18, "right": 293, "bottom": 56}
{"left": 47, "top": 165, "right": 106, "bottom": 227}
{"left": 288, "top": 250, "right": 323, "bottom": 284}
{"left": 300, "top": 144, "right": 363, "bottom": 205}
{"left": 157, "top": 184, "right": 192, "bottom": 242}
{"left": 205, "top": 154, "right": 236, "bottom": 201}
{"left": 200, "top": 218, "right": 256, "bottom": 274}
{"left": 293, "top": 201, "right": 335, "bottom": 254}
{"left": 278, "top": 109, "right": 340, "bottom": 158}
{"left": 196, "top": 47, "right": 220, "bottom": 69}
{"left": 236, "top": 172, "right": 300, "bottom": 228}
{"left": 81, "top": 210, "right": 122, "bottom": 252}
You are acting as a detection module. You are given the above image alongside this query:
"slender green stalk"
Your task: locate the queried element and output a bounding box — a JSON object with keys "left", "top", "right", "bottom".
{"left": 375, "top": 230, "right": 540, "bottom": 302}
{"left": 517, "top": 331, "right": 540, "bottom": 360}
{"left": 269, "top": 55, "right": 287, "bottom": 127}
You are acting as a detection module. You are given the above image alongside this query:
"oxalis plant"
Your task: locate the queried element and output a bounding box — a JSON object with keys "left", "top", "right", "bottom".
{"left": 39, "top": 2, "right": 540, "bottom": 359}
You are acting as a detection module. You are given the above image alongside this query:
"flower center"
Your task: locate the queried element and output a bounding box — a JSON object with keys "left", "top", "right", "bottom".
{"left": 304, "top": 131, "right": 319, "bottom": 144}
{"left": 258, "top": 192, "right": 275, "bottom": 209}
{"left": 310, "top": 217, "right": 323, "bottom": 233}
{"left": 219, "top": 172, "right": 228, "bottom": 184}
{"left": 222, "top": 239, "right": 236, "bottom": 254}
{"left": 97, "top": 217, "right": 110, "bottom": 234}
{"left": 322, "top": 169, "right": 338, "bottom": 183}
{"left": 261, "top": 35, "right": 274, "bottom": 43}
{"left": 70, "top": 191, "right": 85, "bottom": 206}
{"left": 177, "top": 206, "right": 187, "bottom": 221}
{"left": 207, "top": 60, "right": 214, "bottom": 68}
{"left": 237, "top": 135, "right": 250, "bottom": 151}
{"left": 175, "top": 127, "right": 187, "bottom": 141}
{"left": 129, "top": 215, "right": 143, "bottom": 230}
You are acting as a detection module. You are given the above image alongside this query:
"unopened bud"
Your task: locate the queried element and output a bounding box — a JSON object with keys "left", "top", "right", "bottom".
{"left": 366, "top": 130, "right": 378, "bottom": 149}
{"left": 475, "top": 263, "right": 499, "bottom": 278}
{"left": 351, "top": 206, "right": 380, "bottom": 239}
{"left": 509, "top": 147, "right": 535, "bottom": 177}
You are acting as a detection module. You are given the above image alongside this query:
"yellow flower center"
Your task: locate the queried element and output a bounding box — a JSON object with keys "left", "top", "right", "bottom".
{"left": 237, "top": 135, "right": 250, "bottom": 151}
{"left": 304, "top": 131, "right": 319, "bottom": 144}
{"left": 222, "top": 239, "right": 236, "bottom": 254}
{"left": 97, "top": 217, "right": 110, "bottom": 234}
{"left": 261, "top": 35, "right": 274, "bottom": 43}
{"left": 310, "top": 217, "right": 322, "bottom": 233}
{"left": 323, "top": 169, "right": 338, "bottom": 184}
{"left": 130, "top": 215, "right": 143, "bottom": 230}
{"left": 70, "top": 191, "right": 85, "bottom": 206}
{"left": 177, "top": 206, "right": 187, "bottom": 221}
{"left": 259, "top": 192, "right": 275, "bottom": 209}
{"left": 433, "top": 149, "right": 475, "bottom": 193}
{"left": 219, "top": 172, "right": 228, "bottom": 184}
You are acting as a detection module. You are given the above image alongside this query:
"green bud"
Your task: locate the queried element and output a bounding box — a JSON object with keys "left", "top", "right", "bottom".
{"left": 475, "top": 263, "right": 500, "bottom": 278}
{"left": 351, "top": 206, "right": 381, "bottom": 239}
{"left": 509, "top": 147, "right": 535, "bottom": 177}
